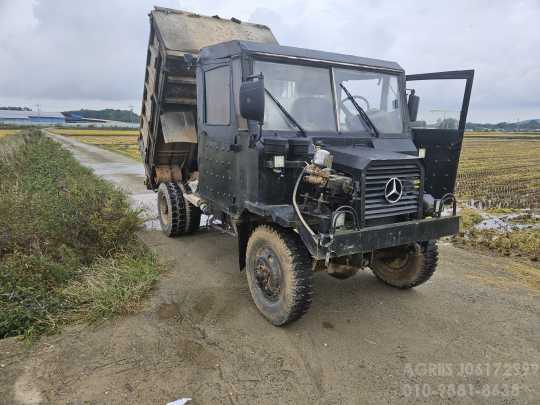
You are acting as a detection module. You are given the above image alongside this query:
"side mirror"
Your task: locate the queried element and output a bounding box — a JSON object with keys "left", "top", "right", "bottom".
{"left": 407, "top": 89, "right": 420, "bottom": 122}
{"left": 240, "top": 76, "right": 265, "bottom": 123}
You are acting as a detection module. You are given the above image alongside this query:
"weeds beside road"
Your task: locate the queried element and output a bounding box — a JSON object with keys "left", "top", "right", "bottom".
{"left": 0, "top": 130, "right": 160, "bottom": 339}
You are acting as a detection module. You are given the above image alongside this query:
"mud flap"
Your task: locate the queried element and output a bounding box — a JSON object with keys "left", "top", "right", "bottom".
{"left": 236, "top": 220, "right": 252, "bottom": 271}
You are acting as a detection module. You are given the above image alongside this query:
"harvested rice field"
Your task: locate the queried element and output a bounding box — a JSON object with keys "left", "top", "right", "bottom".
{"left": 48, "top": 128, "right": 140, "bottom": 160}
{"left": 457, "top": 133, "right": 540, "bottom": 209}
{"left": 0, "top": 129, "right": 20, "bottom": 138}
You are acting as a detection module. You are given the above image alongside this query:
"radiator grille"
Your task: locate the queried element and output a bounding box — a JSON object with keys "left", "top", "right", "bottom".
{"left": 364, "top": 161, "right": 422, "bottom": 221}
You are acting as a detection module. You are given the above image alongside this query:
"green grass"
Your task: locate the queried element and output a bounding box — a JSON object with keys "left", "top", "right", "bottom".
{"left": 63, "top": 250, "right": 161, "bottom": 323}
{"left": 0, "top": 130, "right": 161, "bottom": 339}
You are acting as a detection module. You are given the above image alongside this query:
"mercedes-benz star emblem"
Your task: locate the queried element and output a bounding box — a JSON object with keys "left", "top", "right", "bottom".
{"left": 384, "top": 177, "right": 403, "bottom": 204}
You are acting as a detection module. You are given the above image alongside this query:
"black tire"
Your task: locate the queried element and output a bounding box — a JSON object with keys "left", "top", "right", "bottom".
{"left": 329, "top": 269, "right": 358, "bottom": 280}
{"left": 327, "top": 256, "right": 360, "bottom": 280}
{"left": 245, "top": 225, "right": 313, "bottom": 326}
{"left": 370, "top": 241, "right": 439, "bottom": 289}
{"left": 178, "top": 183, "right": 201, "bottom": 234}
{"left": 157, "top": 182, "right": 200, "bottom": 237}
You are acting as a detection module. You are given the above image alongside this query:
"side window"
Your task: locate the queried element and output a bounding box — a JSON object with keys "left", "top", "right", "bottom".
{"left": 204, "top": 66, "right": 230, "bottom": 125}
{"left": 407, "top": 79, "right": 466, "bottom": 129}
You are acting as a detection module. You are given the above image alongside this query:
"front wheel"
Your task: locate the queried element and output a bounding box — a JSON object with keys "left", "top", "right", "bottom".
{"left": 245, "top": 225, "right": 313, "bottom": 326}
{"left": 370, "top": 241, "right": 439, "bottom": 289}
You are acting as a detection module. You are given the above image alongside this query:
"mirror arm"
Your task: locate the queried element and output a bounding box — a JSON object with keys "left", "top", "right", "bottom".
{"left": 245, "top": 73, "right": 264, "bottom": 82}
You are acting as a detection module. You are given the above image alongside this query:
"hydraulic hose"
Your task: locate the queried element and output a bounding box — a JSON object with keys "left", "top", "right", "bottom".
{"left": 292, "top": 163, "right": 316, "bottom": 239}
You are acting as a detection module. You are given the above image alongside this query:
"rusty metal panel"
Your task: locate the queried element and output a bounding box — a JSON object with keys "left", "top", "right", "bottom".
{"left": 151, "top": 7, "right": 277, "bottom": 55}
{"left": 155, "top": 165, "right": 182, "bottom": 183}
{"left": 141, "top": 116, "right": 149, "bottom": 146}
{"left": 144, "top": 98, "right": 153, "bottom": 125}
{"left": 160, "top": 111, "right": 197, "bottom": 144}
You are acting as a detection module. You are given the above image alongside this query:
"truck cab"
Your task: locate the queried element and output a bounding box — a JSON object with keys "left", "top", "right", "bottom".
{"left": 140, "top": 8, "right": 473, "bottom": 326}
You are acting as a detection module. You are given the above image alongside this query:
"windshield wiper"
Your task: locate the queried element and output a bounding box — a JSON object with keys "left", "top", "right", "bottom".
{"left": 339, "top": 83, "right": 379, "bottom": 137}
{"left": 264, "top": 88, "right": 306, "bottom": 137}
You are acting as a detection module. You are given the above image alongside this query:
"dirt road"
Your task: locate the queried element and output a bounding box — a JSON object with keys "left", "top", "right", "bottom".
{"left": 1, "top": 134, "right": 539, "bottom": 404}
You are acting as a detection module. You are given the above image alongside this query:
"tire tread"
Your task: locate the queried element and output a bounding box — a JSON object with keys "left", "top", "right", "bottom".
{"left": 158, "top": 182, "right": 200, "bottom": 237}
{"left": 246, "top": 225, "right": 313, "bottom": 325}
{"left": 372, "top": 240, "right": 439, "bottom": 289}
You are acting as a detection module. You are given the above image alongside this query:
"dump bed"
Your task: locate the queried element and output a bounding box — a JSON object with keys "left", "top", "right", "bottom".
{"left": 139, "top": 7, "right": 277, "bottom": 189}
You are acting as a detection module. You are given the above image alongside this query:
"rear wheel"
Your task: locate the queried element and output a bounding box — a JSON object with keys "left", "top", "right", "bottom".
{"left": 246, "top": 225, "right": 313, "bottom": 326}
{"left": 178, "top": 183, "right": 201, "bottom": 234}
{"left": 157, "top": 182, "right": 200, "bottom": 237}
{"left": 370, "top": 241, "right": 438, "bottom": 289}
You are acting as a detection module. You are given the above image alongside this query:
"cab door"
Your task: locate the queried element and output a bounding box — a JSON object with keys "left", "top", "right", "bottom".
{"left": 197, "top": 63, "right": 237, "bottom": 211}
{"left": 406, "top": 70, "right": 474, "bottom": 199}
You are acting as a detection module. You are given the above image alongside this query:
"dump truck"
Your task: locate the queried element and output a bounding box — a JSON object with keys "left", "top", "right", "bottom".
{"left": 139, "top": 7, "right": 474, "bottom": 325}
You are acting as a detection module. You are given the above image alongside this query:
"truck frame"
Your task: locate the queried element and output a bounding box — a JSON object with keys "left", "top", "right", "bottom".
{"left": 139, "top": 7, "right": 474, "bottom": 325}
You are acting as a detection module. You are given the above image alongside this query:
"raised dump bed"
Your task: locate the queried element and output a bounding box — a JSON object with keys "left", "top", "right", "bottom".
{"left": 139, "top": 7, "right": 277, "bottom": 189}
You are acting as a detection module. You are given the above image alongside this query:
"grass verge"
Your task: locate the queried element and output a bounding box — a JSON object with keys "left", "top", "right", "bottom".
{"left": 0, "top": 130, "right": 160, "bottom": 339}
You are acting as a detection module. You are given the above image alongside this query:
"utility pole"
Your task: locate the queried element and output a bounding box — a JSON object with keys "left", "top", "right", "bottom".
{"left": 35, "top": 104, "right": 41, "bottom": 116}
{"left": 128, "top": 104, "right": 135, "bottom": 123}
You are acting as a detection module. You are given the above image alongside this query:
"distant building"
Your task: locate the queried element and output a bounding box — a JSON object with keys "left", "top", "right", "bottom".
{"left": 0, "top": 110, "right": 65, "bottom": 125}
{"left": 63, "top": 112, "right": 106, "bottom": 123}
{"left": 61, "top": 112, "right": 138, "bottom": 128}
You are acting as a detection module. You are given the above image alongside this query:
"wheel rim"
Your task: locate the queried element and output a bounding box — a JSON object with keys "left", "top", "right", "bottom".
{"left": 376, "top": 244, "right": 416, "bottom": 271}
{"left": 159, "top": 193, "right": 170, "bottom": 225}
{"left": 254, "top": 247, "right": 282, "bottom": 302}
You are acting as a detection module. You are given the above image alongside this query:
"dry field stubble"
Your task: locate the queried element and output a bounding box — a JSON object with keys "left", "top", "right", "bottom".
{"left": 457, "top": 132, "right": 540, "bottom": 209}
{"left": 0, "top": 129, "right": 20, "bottom": 138}
{"left": 48, "top": 128, "right": 140, "bottom": 160}
{"left": 456, "top": 132, "right": 539, "bottom": 262}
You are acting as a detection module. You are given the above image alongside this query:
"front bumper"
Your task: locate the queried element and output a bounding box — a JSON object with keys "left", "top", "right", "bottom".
{"left": 303, "top": 216, "right": 459, "bottom": 260}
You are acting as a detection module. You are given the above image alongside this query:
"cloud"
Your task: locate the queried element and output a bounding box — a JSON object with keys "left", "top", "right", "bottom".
{"left": 1, "top": 0, "right": 168, "bottom": 101}
{"left": 0, "top": 0, "right": 538, "bottom": 121}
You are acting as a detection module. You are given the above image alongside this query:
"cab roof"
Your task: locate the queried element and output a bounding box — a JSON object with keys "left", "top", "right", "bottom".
{"left": 200, "top": 40, "right": 404, "bottom": 73}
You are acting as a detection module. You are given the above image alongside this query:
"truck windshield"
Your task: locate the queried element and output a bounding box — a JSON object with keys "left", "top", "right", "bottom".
{"left": 253, "top": 60, "right": 336, "bottom": 132}
{"left": 252, "top": 60, "right": 404, "bottom": 134}
{"left": 333, "top": 68, "right": 403, "bottom": 133}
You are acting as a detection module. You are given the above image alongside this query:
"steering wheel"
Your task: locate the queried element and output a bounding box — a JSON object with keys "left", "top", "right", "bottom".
{"left": 341, "top": 95, "right": 370, "bottom": 112}
{"left": 340, "top": 96, "right": 371, "bottom": 130}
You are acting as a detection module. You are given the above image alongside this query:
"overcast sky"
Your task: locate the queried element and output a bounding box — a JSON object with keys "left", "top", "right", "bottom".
{"left": 0, "top": 0, "right": 538, "bottom": 122}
